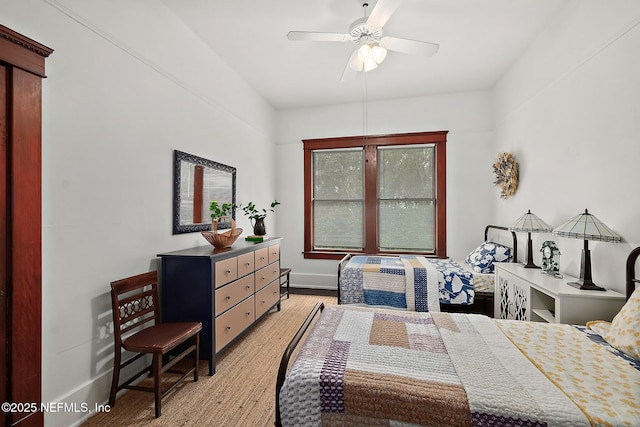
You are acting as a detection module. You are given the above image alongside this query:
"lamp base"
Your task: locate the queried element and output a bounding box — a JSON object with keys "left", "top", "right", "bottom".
{"left": 566, "top": 280, "right": 606, "bottom": 291}
{"left": 523, "top": 232, "right": 539, "bottom": 269}
{"left": 523, "top": 261, "right": 540, "bottom": 269}
{"left": 568, "top": 245, "right": 605, "bottom": 291}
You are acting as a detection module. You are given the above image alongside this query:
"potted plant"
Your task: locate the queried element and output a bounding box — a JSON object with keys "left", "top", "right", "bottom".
{"left": 240, "top": 200, "right": 280, "bottom": 236}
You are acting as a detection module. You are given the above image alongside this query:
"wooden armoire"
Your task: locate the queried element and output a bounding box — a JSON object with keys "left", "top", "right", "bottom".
{"left": 0, "top": 25, "right": 53, "bottom": 427}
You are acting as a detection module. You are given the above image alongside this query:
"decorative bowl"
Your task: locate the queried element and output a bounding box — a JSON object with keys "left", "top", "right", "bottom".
{"left": 202, "top": 216, "right": 242, "bottom": 248}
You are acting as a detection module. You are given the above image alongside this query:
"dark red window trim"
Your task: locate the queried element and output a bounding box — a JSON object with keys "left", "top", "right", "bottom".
{"left": 303, "top": 131, "right": 447, "bottom": 260}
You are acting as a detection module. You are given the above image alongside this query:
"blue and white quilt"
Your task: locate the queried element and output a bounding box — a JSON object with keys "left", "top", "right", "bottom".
{"left": 339, "top": 255, "right": 474, "bottom": 311}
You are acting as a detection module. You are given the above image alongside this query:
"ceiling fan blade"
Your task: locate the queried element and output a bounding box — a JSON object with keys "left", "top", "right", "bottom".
{"left": 380, "top": 36, "right": 440, "bottom": 57}
{"left": 366, "top": 0, "right": 404, "bottom": 28}
{"left": 287, "top": 31, "right": 352, "bottom": 42}
{"left": 340, "top": 51, "right": 359, "bottom": 82}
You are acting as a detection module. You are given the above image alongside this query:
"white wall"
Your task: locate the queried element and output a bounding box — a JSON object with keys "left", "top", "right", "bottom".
{"left": 3, "top": 1, "right": 276, "bottom": 426}
{"left": 275, "top": 91, "right": 496, "bottom": 288}
{"left": 493, "top": 0, "right": 640, "bottom": 294}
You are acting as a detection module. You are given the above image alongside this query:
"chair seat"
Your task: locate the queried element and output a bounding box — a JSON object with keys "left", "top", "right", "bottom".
{"left": 124, "top": 322, "right": 202, "bottom": 353}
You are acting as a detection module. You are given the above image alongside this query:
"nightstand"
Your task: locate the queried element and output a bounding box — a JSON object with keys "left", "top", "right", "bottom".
{"left": 494, "top": 262, "right": 625, "bottom": 325}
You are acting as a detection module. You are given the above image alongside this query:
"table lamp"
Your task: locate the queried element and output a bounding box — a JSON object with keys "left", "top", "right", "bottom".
{"left": 509, "top": 210, "right": 552, "bottom": 268}
{"left": 552, "top": 209, "right": 621, "bottom": 291}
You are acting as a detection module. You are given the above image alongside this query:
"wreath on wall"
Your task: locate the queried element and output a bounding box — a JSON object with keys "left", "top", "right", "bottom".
{"left": 493, "top": 152, "right": 519, "bottom": 199}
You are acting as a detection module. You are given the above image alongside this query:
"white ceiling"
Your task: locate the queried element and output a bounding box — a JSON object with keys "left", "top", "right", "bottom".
{"left": 162, "top": 0, "right": 569, "bottom": 110}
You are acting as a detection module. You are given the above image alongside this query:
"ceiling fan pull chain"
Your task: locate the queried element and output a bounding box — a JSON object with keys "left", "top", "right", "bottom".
{"left": 362, "top": 71, "right": 368, "bottom": 138}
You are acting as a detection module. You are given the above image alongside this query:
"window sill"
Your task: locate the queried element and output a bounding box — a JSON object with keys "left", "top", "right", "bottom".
{"left": 303, "top": 250, "right": 441, "bottom": 260}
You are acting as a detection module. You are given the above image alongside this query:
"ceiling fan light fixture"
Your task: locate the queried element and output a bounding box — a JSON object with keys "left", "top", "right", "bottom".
{"left": 371, "top": 45, "right": 387, "bottom": 63}
{"left": 357, "top": 43, "right": 373, "bottom": 61}
{"left": 356, "top": 42, "right": 386, "bottom": 72}
{"left": 363, "top": 58, "right": 378, "bottom": 72}
{"left": 348, "top": 50, "right": 364, "bottom": 71}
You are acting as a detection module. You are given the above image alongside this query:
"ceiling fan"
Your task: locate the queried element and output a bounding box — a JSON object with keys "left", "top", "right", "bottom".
{"left": 287, "top": 0, "right": 440, "bottom": 81}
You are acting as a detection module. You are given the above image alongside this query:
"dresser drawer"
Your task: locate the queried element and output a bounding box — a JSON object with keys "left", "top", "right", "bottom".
{"left": 214, "top": 274, "right": 254, "bottom": 315}
{"left": 268, "top": 243, "right": 280, "bottom": 264}
{"left": 238, "top": 251, "right": 255, "bottom": 277}
{"left": 255, "top": 247, "right": 269, "bottom": 269}
{"left": 215, "top": 296, "right": 255, "bottom": 352}
{"left": 215, "top": 257, "right": 237, "bottom": 288}
{"left": 255, "top": 261, "right": 280, "bottom": 291}
{"left": 255, "top": 280, "right": 280, "bottom": 318}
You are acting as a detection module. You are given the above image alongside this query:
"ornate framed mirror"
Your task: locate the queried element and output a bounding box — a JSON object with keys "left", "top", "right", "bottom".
{"left": 173, "top": 150, "right": 236, "bottom": 234}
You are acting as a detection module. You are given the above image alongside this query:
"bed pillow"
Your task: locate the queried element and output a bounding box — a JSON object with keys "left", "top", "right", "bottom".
{"left": 586, "top": 320, "right": 611, "bottom": 338}
{"left": 465, "top": 241, "right": 512, "bottom": 274}
{"left": 604, "top": 288, "right": 640, "bottom": 360}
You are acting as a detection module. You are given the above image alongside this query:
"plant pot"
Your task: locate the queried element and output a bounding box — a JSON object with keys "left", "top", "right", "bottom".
{"left": 252, "top": 218, "right": 266, "bottom": 236}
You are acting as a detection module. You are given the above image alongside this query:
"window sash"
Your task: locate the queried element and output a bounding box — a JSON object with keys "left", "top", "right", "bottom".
{"left": 377, "top": 144, "right": 435, "bottom": 252}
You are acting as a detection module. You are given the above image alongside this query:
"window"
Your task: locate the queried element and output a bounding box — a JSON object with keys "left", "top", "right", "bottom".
{"left": 303, "top": 131, "right": 447, "bottom": 260}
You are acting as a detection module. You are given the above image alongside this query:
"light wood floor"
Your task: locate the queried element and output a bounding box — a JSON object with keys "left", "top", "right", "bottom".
{"left": 83, "top": 293, "right": 337, "bottom": 427}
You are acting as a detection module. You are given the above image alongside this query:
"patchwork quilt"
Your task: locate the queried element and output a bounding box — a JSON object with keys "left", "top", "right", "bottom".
{"left": 339, "top": 255, "right": 473, "bottom": 309}
{"left": 279, "top": 305, "right": 640, "bottom": 427}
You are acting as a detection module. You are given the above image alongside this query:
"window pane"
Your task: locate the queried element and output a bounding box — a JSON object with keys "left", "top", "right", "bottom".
{"left": 379, "top": 200, "right": 434, "bottom": 251}
{"left": 314, "top": 150, "right": 363, "bottom": 200}
{"left": 313, "top": 200, "right": 363, "bottom": 250}
{"left": 379, "top": 145, "right": 433, "bottom": 199}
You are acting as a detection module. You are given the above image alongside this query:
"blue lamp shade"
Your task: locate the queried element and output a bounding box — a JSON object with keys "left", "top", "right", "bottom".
{"left": 552, "top": 209, "right": 621, "bottom": 290}
{"left": 509, "top": 210, "right": 552, "bottom": 268}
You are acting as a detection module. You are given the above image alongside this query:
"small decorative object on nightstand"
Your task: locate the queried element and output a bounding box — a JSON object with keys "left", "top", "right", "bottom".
{"left": 552, "top": 209, "right": 621, "bottom": 291}
{"left": 509, "top": 210, "right": 553, "bottom": 269}
{"left": 540, "top": 241, "right": 562, "bottom": 278}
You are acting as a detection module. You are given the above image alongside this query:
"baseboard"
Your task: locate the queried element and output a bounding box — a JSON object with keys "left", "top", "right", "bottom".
{"left": 45, "top": 369, "right": 113, "bottom": 427}
{"left": 289, "top": 287, "right": 338, "bottom": 297}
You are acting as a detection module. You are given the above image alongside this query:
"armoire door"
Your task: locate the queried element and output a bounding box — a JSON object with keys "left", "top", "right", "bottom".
{"left": 0, "top": 25, "right": 53, "bottom": 427}
{"left": 1, "top": 64, "right": 8, "bottom": 417}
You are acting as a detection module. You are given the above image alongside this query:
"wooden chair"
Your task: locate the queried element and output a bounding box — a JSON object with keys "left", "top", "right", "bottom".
{"left": 109, "top": 271, "right": 202, "bottom": 417}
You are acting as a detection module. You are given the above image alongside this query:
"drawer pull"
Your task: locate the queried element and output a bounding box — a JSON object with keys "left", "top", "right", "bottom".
{"left": 260, "top": 256, "right": 265, "bottom": 260}
{"left": 226, "top": 325, "right": 231, "bottom": 330}
{"left": 261, "top": 300, "right": 266, "bottom": 304}
{"left": 226, "top": 295, "right": 231, "bottom": 300}
{"left": 246, "top": 312, "right": 251, "bottom": 316}
{"left": 261, "top": 276, "right": 266, "bottom": 281}
{"left": 246, "top": 285, "right": 251, "bottom": 289}
{"left": 225, "top": 269, "right": 231, "bottom": 274}
{"left": 245, "top": 262, "right": 250, "bottom": 266}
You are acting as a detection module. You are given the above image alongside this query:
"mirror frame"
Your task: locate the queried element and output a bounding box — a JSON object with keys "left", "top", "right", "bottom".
{"left": 172, "top": 150, "right": 236, "bottom": 234}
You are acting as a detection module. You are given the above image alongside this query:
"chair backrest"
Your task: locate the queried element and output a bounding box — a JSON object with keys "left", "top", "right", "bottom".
{"left": 111, "top": 271, "right": 160, "bottom": 345}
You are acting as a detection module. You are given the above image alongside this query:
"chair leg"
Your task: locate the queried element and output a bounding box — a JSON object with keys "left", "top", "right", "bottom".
{"left": 109, "top": 348, "right": 122, "bottom": 407}
{"left": 194, "top": 333, "right": 200, "bottom": 382}
{"left": 153, "top": 354, "right": 162, "bottom": 418}
{"left": 286, "top": 272, "right": 290, "bottom": 299}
